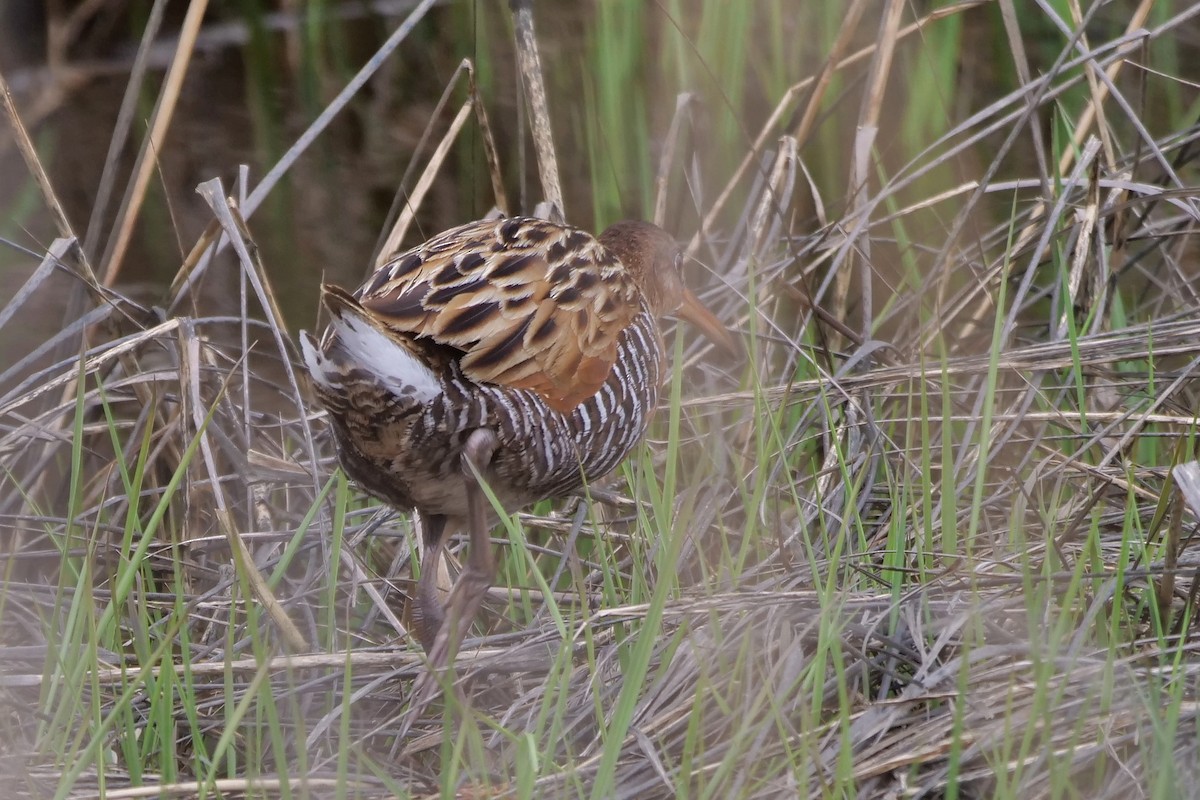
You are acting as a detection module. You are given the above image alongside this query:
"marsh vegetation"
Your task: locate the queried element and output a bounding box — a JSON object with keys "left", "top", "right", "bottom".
{"left": 1, "top": 1, "right": 1199, "bottom": 797}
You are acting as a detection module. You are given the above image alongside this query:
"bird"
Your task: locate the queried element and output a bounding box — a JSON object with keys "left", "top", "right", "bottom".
{"left": 300, "top": 215, "right": 733, "bottom": 670}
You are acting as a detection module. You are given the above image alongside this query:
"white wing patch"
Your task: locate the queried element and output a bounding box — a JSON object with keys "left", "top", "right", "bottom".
{"left": 300, "top": 331, "right": 331, "bottom": 386}
{"left": 302, "top": 314, "right": 442, "bottom": 404}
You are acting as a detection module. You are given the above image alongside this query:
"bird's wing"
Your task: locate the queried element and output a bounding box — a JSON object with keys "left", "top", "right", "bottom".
{"left": 350, "top": 217, "right": 642, "bottom": 412}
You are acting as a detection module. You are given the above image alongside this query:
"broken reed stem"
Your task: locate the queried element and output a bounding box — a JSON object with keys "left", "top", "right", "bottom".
{"left": 99, "top": 0, "right": 210, "bottom": 287}
{"left": 509, "top": 0, "right": 564, "bottom": 216}
{"left": 0, "top": 68, "right": 91, "bottom": 279}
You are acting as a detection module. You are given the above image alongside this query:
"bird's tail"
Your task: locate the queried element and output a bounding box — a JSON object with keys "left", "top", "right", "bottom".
{"left": 301, "top": 284, "right": 442, "bottom": 403}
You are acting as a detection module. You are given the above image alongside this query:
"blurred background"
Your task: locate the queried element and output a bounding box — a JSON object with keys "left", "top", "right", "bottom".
{"left": 6, "top": 1, "right": 1193, "bottom": 363}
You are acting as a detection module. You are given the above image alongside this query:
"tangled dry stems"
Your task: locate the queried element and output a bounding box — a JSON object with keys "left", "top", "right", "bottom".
{"left": 2, "top": 2, "right": 1200, "bottom": 798}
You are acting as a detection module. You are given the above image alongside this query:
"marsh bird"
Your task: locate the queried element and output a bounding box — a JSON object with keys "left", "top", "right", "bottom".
{"left": 301, "top": 215, "right": 733, "bottom": 667}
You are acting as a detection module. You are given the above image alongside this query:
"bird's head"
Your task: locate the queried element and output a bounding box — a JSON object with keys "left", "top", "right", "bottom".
{"left": 598, "top": 220, "right": 736, "bottom": 353}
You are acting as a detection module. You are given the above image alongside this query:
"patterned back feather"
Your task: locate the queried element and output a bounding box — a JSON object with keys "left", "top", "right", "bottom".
{"left": 354, "top": 217, "right": 642, "bottom": 412}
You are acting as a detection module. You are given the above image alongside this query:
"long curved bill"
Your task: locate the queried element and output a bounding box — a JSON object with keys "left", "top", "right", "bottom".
{"left": 676, "top": 287, "right": 739, "bottom": 356}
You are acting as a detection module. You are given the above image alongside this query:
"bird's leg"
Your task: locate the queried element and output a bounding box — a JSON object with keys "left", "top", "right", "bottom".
{"left": 424, "top": 428, "right": 499, "bottom": 672}
{"left": 411, "top": 513, "right": 447, "bottom": 652}
{"left": 398, "top": 429, "right": 499, "bottom": 746}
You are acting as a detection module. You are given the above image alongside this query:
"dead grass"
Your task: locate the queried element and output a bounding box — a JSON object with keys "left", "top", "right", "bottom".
{"left": 2, "top": 1, "right": 1200, "bottom": 798}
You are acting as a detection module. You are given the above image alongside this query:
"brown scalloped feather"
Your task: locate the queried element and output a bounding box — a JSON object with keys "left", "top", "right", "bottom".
{"left": 353, "top": 217, "right": 643, "bottom": 413}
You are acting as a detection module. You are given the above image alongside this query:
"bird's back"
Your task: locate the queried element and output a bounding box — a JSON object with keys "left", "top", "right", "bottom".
{"left": 301, "top": 217, "right": 666, "bottom": 518}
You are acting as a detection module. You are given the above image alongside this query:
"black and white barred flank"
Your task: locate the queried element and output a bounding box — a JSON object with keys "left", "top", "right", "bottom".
{"left": 303, "top": 303, "right": 663, "bottom": 518}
